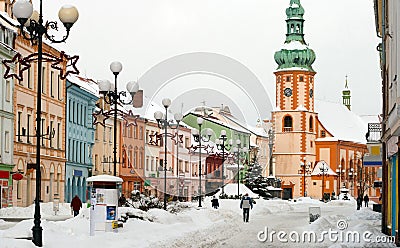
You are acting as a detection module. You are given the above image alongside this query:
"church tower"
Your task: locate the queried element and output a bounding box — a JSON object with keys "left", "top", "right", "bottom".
{"left": 342, "top": 76, "right": 351, "bottom": 110}
{"left": 272, "top": 0, "right": 317, "bottom": 198}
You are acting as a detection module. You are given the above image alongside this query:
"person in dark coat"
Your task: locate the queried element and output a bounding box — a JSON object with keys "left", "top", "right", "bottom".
{"left": 363, "top": 194, "right": 369, "bottom": 207}
{"left": 119, "top": 194, "right": 127, "bottom": 207}
{"left": 71, "top": 195, "right": 82, "bottom": 217}
{"left": 211, "top": 196, "right": 219, "bottom": 209}
{"left": 356, "top": 195, "right": 362, "bottom": 210}
{"left": 240, "top": 193, "right": 253, "bottom": 222}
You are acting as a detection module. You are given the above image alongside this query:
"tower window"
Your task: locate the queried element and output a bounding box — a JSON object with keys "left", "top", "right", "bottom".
{"left": 283, "top": 116, "right": 293, "bottom": 132}
{"left": 286, "top": 76, "right": 290, "bottom": 82}
{"left": 299, "top": 76, "right": 304, "bottom": 82}
{"left": 309, "top": 116, "right": 313, "bottom": 132}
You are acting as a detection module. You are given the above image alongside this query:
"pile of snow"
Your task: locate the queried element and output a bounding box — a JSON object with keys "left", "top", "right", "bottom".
{"left": 220, "top": 183, "right": 258, "bottom": 198}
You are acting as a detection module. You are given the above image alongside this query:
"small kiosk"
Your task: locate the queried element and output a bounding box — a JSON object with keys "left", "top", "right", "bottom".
{"left": 87, "top": 175, "right": 123, "bottom": 236}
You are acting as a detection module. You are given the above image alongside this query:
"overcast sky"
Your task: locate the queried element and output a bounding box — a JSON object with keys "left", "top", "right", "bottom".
{"left": 39, "top": 0, "right": 381, "bottom": 125}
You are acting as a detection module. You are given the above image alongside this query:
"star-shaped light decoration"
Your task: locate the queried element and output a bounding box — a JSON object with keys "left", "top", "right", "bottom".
{"left": 2, "top": 51, "right": 79, "bottom": 81}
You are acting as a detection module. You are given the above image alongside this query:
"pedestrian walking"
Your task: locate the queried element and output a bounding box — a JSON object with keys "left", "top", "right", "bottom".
{"left": 119, "top": 194, "right": 127, "bottom": 207}
{"left": 211, "top": 196, "right": 219, "bottom": 209}
{"left": 71, "top": 195, "right": 82, "bottom": 217}
{"left": 363, "top": 194, "right": 369, "bottom": 207}
{"left": 240, "top": 193, "right": 253, "bottom": 222}
{"left": 356, "top": 195, "right": 362, "bottom": 210}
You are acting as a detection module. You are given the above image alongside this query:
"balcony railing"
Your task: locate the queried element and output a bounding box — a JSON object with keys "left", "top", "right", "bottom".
{"left": 366, "top": 123, "right": 381, "bottom": 143}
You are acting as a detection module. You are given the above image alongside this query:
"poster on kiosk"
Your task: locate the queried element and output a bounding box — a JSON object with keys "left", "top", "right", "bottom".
{"left": 87, "top": 175, "right": 122, "bottom": 236}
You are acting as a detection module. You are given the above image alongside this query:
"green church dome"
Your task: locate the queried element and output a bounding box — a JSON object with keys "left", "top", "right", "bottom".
{"left": 274, "top": 0, "right": 316, "bottom": 72}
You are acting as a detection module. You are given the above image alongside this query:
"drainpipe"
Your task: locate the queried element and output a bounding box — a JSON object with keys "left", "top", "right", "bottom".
{"left": 380, "top": 0, "right": 388, "bottom": 235}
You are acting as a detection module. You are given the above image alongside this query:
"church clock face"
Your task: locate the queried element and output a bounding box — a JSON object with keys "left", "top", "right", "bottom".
{"left": 284, "top": 87, "right": 292, "bottom": 97}
{"left": 309, "top": 89, "right": 313, "bottom": 98}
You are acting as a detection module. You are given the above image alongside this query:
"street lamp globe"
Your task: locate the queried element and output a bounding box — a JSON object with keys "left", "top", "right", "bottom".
{"left": 110, "top": 61, "right": 123, "bottom": 74}
{"left": 98, "top": 80, "right": 111, "bottom": 93}
{"left": 154, "top": 111, "right": 163, "bottom": 121}
{"left": 174, "top": 113, "right": 183, "bottom": 122}
{"left": 12, "top": 0, "right": 33, "bottom": 25}
{"left": 162, "top": 98, "right": 171, "bottom": 108}
{"left": 126, "top": 81, "right": 139, "bottom": 93}
{"left": 236, "top": 139, "right": 241, "bottom": 145}
{"left": 58, "top": 5, "right": 79, "bottom": 29}
{"left": 197, "top": 117, "right": 204, "bottom": 125}
{"left": 242, "top": 147, "right": 249, "bottom": 153}
{"left": 220, "top": 130, "right": 226, "bottom": 136}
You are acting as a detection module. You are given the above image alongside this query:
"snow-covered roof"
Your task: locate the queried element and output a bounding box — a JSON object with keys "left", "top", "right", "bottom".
{"left": 67, "top": 75, "right": 99, "bottom": 97}
{"left": 311, "top": 160, "right": 337, "bottom": 176}
{"left": 87, "top": 175, "right": 123, "bottom": 183}
{"left": 315, "top": 99, "right": 368, "bottom": 144}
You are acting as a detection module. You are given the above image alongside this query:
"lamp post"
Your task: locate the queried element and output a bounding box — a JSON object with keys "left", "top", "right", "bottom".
{"left": 319, "top": 163, "right": 329, "bottom": 200}
{"left": 298, "top": 159, "right": 311, "bottom": 197}
{"left": 154, "top": 98, "right": 182, "bottom": 210}
{"left": 192, "top": 117, "right": 212, "bottom": 207}
{"left": 11, "top": 1, "right": 78, "bottom": 246}
{"left": 335, "top": 165, "right": 345, "bottom": 194}
{"left": 268, "top": 129, "right": 274, "bottom": 176}
{"left": 98, "top": 62, "right": 141, "bottom": 177}
{"left": 215, "top": 130, "right": 232, "bottom": 194}
{"left": 232, "top": 140, "right": 248, "bottom": 198}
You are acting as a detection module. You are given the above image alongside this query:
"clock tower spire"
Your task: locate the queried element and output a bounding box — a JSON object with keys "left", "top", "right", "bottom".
{"left": 271, "top": 0, "right": 317, "bottom": 198}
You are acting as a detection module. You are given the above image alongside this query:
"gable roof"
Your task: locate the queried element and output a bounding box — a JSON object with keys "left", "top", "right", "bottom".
{"left": 315, "top": 99, "right": 367, "bottom": 144}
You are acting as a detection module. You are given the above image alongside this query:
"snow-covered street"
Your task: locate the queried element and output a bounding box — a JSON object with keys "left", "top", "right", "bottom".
{"left": 0, "top": 196, "right": 396, "bottom": 248}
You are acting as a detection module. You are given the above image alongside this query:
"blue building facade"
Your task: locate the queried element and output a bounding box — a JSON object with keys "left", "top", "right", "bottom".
{"left": 65, "top": 76, "right": 98, "bottom": 203}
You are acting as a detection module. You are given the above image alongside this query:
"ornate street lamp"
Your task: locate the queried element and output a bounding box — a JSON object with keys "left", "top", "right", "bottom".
{"left": 232, "top": 140, "right": 248, "bottom": 198}
{"left": 154, "top": 98, "right": 182, "bottom": 210}
{"left": 97, "top": 61, "right": 141, "bottom": 177}
{"left": 298, "top": 159, "right": 312, "bottom": 197}
{"left": 319, "top": 162, "right": 329, "bottom": 200}
{"left": 192, "top": 117, "right": 212, "bottom": 207}
{"left": 268, "top": 129, "right": 274, "bottom": 176}
{"left": 335, "top": 164, "right": 345, "bottom": 194}
{"left": 215, "top": 130, "right": 233, "bottom": 194}
{"left": 11, "top": 1, "right": 78, "bottom": 246}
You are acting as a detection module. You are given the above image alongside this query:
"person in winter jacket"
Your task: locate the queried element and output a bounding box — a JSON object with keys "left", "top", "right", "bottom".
{"left": 211, "top": 196, "right": 219, "bottom": 209}
{"left": 356, "top": 195, "right": 362, "bottom": 210}
{"left": 240, "top": 193, "right": 253, "bottom": 222}
{"left": 363, "top": 194, "right": 369, "bottom": 207}
{"left": 71, "top": 195, "right": 82, "bottom": 217}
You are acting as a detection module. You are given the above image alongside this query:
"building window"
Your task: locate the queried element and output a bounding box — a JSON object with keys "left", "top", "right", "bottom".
{"left": 50, "top": 71, "right": 54, "bottom": 97}
{"left": 286, "top": 76, "right": 290, "bottom": 82}
{"left": 139, "top": 151, "right": 143, "bottom": 169}
{"left": 41, "top": 118, "right": 45, "bottom": 146}
{"left": 134, "top": 126, "right": 138, "bottom": 139}
{"left": 5, "top": 80, "right": 11, "bottom": 102}
{"left": 50, "top": 121, "right": 54, "bottom": 148}
{"left": 27, "top": 114, "right": 31, "bottom": 143}
{"left": 185, "top": 137, "right": 190, "bottom": 148}
{"left": 139, "top": 127, "right": 143, "bottom": 140}
{"left": 17, "top": 112, "right": 22, "bottom": 141}
{"left": 134, "top": 149, "right": 138, "bottom": 168}
{"left": 309, "top": 116, "right": 313, "bottom": 132}
{"left": 299, "top": 76, "right": 304, "bottom": 82}
{"left": 57, "top": 123, "right": 61, "bottom": 149}
{"left": 321, "top": 130, "right": 326, "bottom": 137}
{"left": 283, "top": 116, "right": 293, "bottom": 132}
{"left": 27, "top": 68, "right": 32, "bottom": 89}
{"left": 5, "top": 131, "right": 10, "bottom": 152}
{"left": 57, "top": 75, "right": 62, "bottom": 100}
